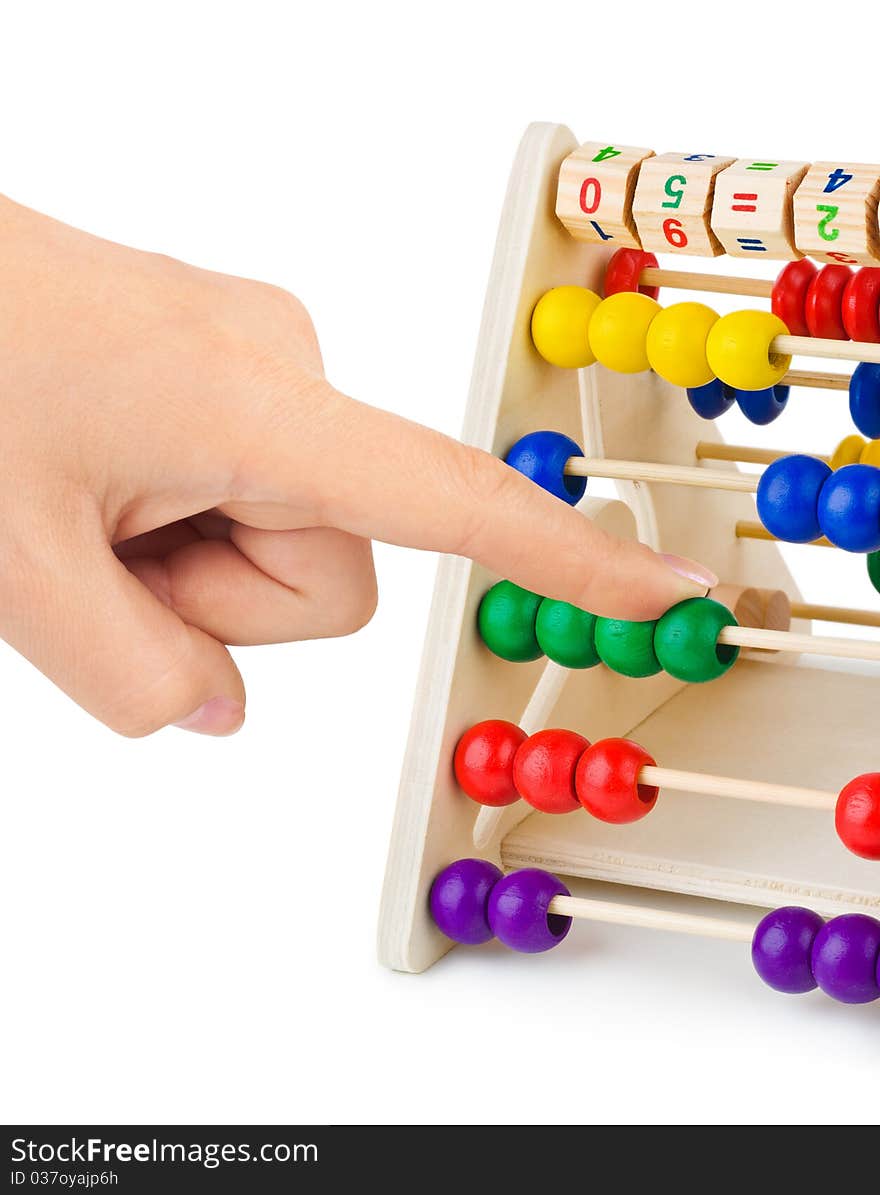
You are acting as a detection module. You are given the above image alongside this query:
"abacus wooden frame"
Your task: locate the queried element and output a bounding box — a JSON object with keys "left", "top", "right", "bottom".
{"left": 378, "top": 123, "right": 880, "bottom": 975}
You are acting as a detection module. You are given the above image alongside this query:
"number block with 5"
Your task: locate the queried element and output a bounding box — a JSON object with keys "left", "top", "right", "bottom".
{"left": 793, "top": 162, "right": 880, "bottom": 265}
{"left": 633, "top": 152, "right": 734, "bottom": 256}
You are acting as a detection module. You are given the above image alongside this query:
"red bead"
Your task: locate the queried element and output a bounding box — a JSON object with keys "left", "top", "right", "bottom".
{"left": 771, "top": 259, "right": 817, "bottom": 337}
{"left": 603, "top": 248, "right": 660, "bottom": 300}
{"left": 805, "top": 264, "right": 853, "bottom": 340}
{"left": 512, "top": 729, "right": 590, "bottom": 814}
{"left": 453, "top": 720, "right": 526, "bottom": 807}
{"left": 835, "top": 773, "right": 880, "bottom": 860}
{"left": 842, "top": 268, "right": 880, "bottom": 344}
{"left": 574, "top": 737, "right": 659, "bottom": 824}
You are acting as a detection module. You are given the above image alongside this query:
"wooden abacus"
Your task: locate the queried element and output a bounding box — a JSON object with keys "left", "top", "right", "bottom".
{"left": 378, "top": 126, "right": 880, "bottom": 1005}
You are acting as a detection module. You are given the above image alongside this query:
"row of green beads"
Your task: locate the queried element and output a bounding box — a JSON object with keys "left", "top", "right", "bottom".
{"left": 477, "top": 580, "right": 739, "bottom": 684}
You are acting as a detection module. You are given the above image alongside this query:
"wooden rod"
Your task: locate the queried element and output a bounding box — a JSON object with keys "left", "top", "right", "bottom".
{"left": 639, "top": 764, "right": 835, "bottom": 812}
{"left": 565, "top": 457, "right": 758, "bottom": 493}
{"left": 783, "top": 369, "right": 850, "bottom": 392}
{"left": 719, "top": 624, "right": 880, "bottom": 664}
{"left": 791, "top": 601, "right": 880, "bottom": 630}
{"left": 695, "top": 442, "right": 821, "bottom": 467}
{"left": 735, "top": 520, "right": 834, "bottom": 547}
{"left": 548, "top": 893, "right": 754, "bottom": 943}
{"left": 639, "top": 267, "right": 773, "bottom": 301}
{"left": 773, "top": 334, "right": 880, "bottom": 365}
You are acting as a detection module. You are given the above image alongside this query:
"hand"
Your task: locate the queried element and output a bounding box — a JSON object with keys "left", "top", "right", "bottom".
{"left": 0, "top": 196, "right": 716, "bottom": 737}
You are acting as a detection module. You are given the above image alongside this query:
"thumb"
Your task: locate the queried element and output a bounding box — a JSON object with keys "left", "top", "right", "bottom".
{"left": 260, "top": 384, "right": 717, "bottom": 621}
{"left": 3, "top": 509, "right": 245, "bottom": 737}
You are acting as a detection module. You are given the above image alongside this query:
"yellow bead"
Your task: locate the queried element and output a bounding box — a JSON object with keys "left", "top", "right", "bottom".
{"left": 860, "top": 439, "right": 880, "bottom": 467}
{"left": 588, "top": 292, "right": 661, "bottom": 374}
{"left": 705, "top": 310, "right": 792, "bottom": 391}
{"left": 645, "top": 302, "right": 719, "bottom": 388}
{"left": 831, "top": 434, "right": 867, "bottom": 470}
{"left": 531, "top": 286, "right": 602, "bottom": 369}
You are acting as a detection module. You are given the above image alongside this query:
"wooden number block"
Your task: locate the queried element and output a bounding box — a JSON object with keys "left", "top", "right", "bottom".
{"left": 556, "top": 142, "right": 654, "bottom": 247}
{"left": 793, "top": 162, "right": 880, "bottom": 264}
{"left": 711, "top": 158, "right": 810, "bottom": 259}
{"left": 632, "top": 152, "right": 735, "bottom": 256}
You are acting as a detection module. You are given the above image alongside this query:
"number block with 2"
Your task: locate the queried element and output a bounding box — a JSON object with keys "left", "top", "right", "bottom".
{"left": 793, "top": 162, "right": 880, "bottom": 265}
{"left": 632, "top": 152, "right": 735, "bottom": 256}
{"left": 555, "top": 142, "right": 654, "bottom": 247}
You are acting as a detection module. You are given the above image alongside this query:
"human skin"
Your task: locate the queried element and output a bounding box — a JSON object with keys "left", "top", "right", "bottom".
{"left": 0, "top": 196, "right": 715, "bottom": 737}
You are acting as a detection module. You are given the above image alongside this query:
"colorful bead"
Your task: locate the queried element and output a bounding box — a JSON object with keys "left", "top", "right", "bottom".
{"left": 810, "top": 914, "right": 880, "bottom": 1004}
{"left": 686, "top": 378, "right": 736, "bottom": 420}
{"left": 751, "top": 906, "right": 824, "bottom": 994}
{"left": 535, "top": 599, "right": 600, "bottom": 669}
{"left": 453, "top": 719, "right": 527, "bottom": 807}
{"left": 645, "top": 302, "right": 718, "bottom": 388}
{"left": 653, "top": 597, "right": 739, "bottom": 683}
{"left": 867, "top": 549, "right": 880, "bottom": 594}
{"left": 771, "top": 259, "right": 817, "bottom": 338}
{"left": 734, "top": 384, "right": 789, "bottom": 426}
{"left": 530, "top": 286, "right": 602, "bottom": 369}
{"left": 505, "top": 430, "right": 586, "bottom": 505}
{"left": 429, "top": 858, "right": 503, "bottom": 945}
{"left": 705, "top": 310, "right": 792, "bottom": 391}
{"left": 478, "top": 581, "right": 543, "bottom": 662}
{"left": 859, "top": 439, "right": 880, "bottom": 467}
{"left": 575, "top": 737, "right": 659, "bottom": 824}
{"left": 594, "top": 617, "right": 662, "bottom": 678}
{"left": 831, "top": 434, "right": 868, "bottom": 470}
{"left": 804, "top": 264, "right": 853, "bottom": 340}
{"left": 756, "top": 454, "right": 832, "bottom": 543}
{"left": 835, "top": 773, "right": 880, "bottom": 860}
{"left": 587, "top": 292, "right": 660, "bottom": 374}
{"left": 849, "top": 362, "right": 880, "bottom": 439}
{"left": 602, "top": 247, "right": 660, "bottom": 300}
{"left": 487, "top": 868, "right": 572, "bottom": 953}
{"left": 513, "top": 729, "right": 589, "bottom": 815}
{"left": 842, "top": 267, "right": 880, "bottom": 343}
{"left": 817, "top": 463, "right": 880, "bottom": 552}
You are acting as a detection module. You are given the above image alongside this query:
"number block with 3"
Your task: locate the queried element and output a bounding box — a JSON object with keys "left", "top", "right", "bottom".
{"left": 793, "top": 162, "right": 880, "bottom": 265}
{"left": 555, "top": 142, "right": 654, "bottom": 247}
{"left": 632, "top": 152, "right": 735, "bottom": 256}
{"left": 711, "top": 158, "right": 809, "bottom": 259}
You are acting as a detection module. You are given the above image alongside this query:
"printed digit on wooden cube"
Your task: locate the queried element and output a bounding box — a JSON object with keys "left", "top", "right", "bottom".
{"left": 711, "top": 158, "right": 810, "bottom": 259}
{"left": 632, "top": 152, "right": 735, "bottom": 256}
{"left": 556, "top": 142, "right": 654, "bottom": 248}
{"left": 793, "top": 162, "right": 880, "bottom": 265}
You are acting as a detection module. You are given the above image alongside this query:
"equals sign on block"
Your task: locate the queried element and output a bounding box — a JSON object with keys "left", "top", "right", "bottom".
{"left": 736, "top": 237, "right": 767, "bottom": 252}
{"left": 732, "top": 192, "right": 758, "bottom": 212}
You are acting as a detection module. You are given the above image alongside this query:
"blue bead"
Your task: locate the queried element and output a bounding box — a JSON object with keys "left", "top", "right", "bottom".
{"left": 504, "top": 430, "right": 586, "bottom": 505}
{"left": 686, "top": 378, "right": 736, "bottom": 420}
{"left": 756, "top": 454, "right": 832, "bottom": 543}
{"left": 818, "top": 464, "right": 880, "bottom": 552}
{"left": 735, "top": 384, "right": 790, "bottom": 426}
{"left": 849, "top": 362, "right": 880, "bottom": 439}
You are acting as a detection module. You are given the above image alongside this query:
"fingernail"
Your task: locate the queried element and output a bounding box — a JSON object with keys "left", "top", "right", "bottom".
{"left": 174, "top": 697, "right": 245, "bottom": 736}
{"left": 660, "top": 553, "right": 719, "bottom": 593}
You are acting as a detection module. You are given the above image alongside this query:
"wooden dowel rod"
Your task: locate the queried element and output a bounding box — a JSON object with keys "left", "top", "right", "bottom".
{"left": 719, "top": 624, "right": 880, "bottom": 664}
{"left": 638, "top": 267, "right": 773, "bottom": 300}
{"left": 773, "top": 334, "right": 880, "bottom": 365}
{"left": 638, "top": 765, "right": 835, "bottom": 812}
{"left": 565, "top": 457, "right": 758, "bottom": 493}
{"left": 695, "top": 442, "right": 826, "bottom": 467}
{"left": 784, "top": 369, "right": 850, "bottom": 391}
{"left": 791, "top": 601, "right": 880, "bottom": 630}
{"left": 548, "top": 893, "right": 754, "bottom": 943}
{"left": 735, "top": 520, "right": 834, "bottom": 547}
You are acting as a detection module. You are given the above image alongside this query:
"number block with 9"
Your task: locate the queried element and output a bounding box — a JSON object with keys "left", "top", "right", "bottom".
{"left": 632, "top": 152, "right": 735, "bottom": 256}
{"left": 555, "top": 142, "right": 654, "bottom": 247}
{"left": 793, "top": 162, "right": 880, "bottom": 265}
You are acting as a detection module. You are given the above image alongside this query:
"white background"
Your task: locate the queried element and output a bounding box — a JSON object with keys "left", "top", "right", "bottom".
{"left": 1, "top": 1, "right": 879, "bottom": 1127}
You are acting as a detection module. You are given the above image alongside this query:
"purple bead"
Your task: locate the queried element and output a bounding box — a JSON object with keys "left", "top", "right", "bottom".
{"left": 429, "top": 858, "right": 503, "bottom": 945}
{"left": 811, "top": 913, "right": 880, "bottom": 1004}
{"left": 751, "top": 906, "right": 824, "bottom": 994}
{"left": 487, "top": 868, "right": 572, "bottom": 953}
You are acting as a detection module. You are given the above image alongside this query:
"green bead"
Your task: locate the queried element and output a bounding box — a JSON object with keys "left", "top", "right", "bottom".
{"left": 653, "top": 597, "right": 739, "bottom": 683}
{"left": 868, "top": 550, "right": 880, "bottom": 596}
{"left": 594, "top": 617, "right": 661, "bottom": 678}
{"left": 535, "top": 599, "right": 600, "bottom": 669}
{"left": 477, "top": 580, "right": 544, "bottom": 661}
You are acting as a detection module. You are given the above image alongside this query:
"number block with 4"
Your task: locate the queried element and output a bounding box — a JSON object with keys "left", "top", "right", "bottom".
{"left": 632, "top": 152, "right": 735, "bottom": 256}
{"left": 711, "top": 158, "right": 809, "bottom": 259}
{"left": 555, "top": 142, "right": 654, "bottom": 247}
{"left": 793, "top": 162, "right": 880, "bottom": 265}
